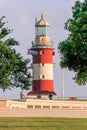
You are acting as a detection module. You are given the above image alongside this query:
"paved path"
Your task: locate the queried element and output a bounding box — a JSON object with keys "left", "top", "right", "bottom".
{"left": 0, "top": 108, "right": 87, "bottom": 118}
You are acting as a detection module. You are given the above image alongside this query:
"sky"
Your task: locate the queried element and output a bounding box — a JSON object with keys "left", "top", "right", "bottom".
{"left": 0, "top": 0, "right": 86, "bottom": 99}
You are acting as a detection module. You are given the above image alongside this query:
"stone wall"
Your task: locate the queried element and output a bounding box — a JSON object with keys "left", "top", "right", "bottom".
{"left": 0, "top": 99, "right": 8, "bottom": 108}
{"left": 6, "top": 99, "right": 87, "bottom": 110}
{"left": 1, "top": 99, "right": 87, "bottom": 110}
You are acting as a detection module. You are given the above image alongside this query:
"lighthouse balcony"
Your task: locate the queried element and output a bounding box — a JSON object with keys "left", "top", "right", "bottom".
{"left": 31, "top": 41, "right": 54, "bottom": 48}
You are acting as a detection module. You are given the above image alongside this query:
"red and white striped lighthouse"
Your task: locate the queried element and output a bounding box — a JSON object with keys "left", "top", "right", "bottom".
{"left": 28, "top": 14, "right": 56, "bottom": 99}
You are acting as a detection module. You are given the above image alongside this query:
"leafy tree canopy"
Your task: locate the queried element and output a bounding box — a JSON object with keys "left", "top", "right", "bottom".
{"left": 0, "top": 16, "right": 31, "bottom": 91}
{"left": 58, "top": 0, "right": 87, "bottom": 85}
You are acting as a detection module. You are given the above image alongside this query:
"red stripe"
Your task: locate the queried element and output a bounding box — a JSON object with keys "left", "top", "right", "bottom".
{"left": 32, "top": 80, "right": 54, "bottom": 92}
{"left": 33, "top": 48, "right": 55, "bottom": 64}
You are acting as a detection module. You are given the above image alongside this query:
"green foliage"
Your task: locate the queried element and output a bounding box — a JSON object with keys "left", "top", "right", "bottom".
{"left": 58, "top": 0, "right": 87, "bottom": 85}
{"left": 0, "top": 16, "right": 31, "bottom": 91}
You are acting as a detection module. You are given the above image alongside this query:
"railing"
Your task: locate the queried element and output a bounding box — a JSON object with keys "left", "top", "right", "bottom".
{"left": 31, "top": 41, "right": 54, "bottom": 48}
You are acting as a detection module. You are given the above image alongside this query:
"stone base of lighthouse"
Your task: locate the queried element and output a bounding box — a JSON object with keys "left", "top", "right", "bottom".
{"left": 27, "top": 80, "right": 57, "bottom": 100}
{"left": 27, "top": 91, "right": 57, "bottom": 100}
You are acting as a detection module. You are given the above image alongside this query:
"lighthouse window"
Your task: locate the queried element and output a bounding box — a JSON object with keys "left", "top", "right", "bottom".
{"left": 35, "top": 27, "right": 37, "bottom": 36}
{"left": 38, "top": 27, "right": 41, "bottom": 36}
{"left": 40, "top": 63, "right": 44, "bottom": 67}
{"left": 40, "top": 50, "right": 44, "bottom": 55}
{"left": 53, "top": 51, "right": 55, "bottom": 55}
{"left": 40, "top": 75, "right": 45, "bottom": 79}
{"left": 35, "top": 26, "right": 50, "bottom": 37}
{"left": 35, "top": 27, "right": 45, "bottom": 36}
{"left": 42, "top": 51, "right": 44, "bottom": 54}
{"left": 45, "top": 26, "right": 50, "bottom": 36}
{"left": 42, "top": 63, "right": 44, "bottom": 66}
{"left": 42, "top": 75, "right": 45, "bottom": 79}
{"left": 35, "top": 27, "right": 40, "bottom": 36}
{"left": 42, "top": 27, "right": 45, "bottom": 35}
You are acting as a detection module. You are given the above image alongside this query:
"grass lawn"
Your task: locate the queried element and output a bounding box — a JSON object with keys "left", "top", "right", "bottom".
{"left": 0, "top": 117, "right": 87, "bottom": 130}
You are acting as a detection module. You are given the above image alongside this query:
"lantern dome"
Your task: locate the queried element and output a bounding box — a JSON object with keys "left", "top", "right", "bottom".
{"left": 35, "top": 14, "right": 50, "bottom": 26}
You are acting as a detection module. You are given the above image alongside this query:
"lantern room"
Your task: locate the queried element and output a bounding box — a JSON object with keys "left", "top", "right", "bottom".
{"left": 35, "top": 14, "right": 50, "bottom": 37}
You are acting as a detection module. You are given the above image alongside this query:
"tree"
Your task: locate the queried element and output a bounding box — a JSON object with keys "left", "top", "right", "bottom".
{"left": 58, "top": 0, "right": 87, "bottom": 85}
{"left": 0, "top": 16, "right": 31, "bottom": 91}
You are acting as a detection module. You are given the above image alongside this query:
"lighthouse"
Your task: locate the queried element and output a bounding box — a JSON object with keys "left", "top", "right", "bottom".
{"left": 28, "top": 14, "right": 56, "bottom": 99}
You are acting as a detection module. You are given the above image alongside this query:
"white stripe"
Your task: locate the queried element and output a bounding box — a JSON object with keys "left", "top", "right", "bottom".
{"left": 32, "top": 63, "right": 53, "bottom": 80}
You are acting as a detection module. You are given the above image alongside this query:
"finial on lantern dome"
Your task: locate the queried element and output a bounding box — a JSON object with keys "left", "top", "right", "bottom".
{"left": 41, "top": 14, "right": 44, "bottom": 20}
{"left": 41, "top": 11, "right": 48, "bottom": 19}
{"left": 35, "top": 17, "right": 37, "bottom": 23}
{"left": 35, "top": 11, "right": 49, "bottom": 26}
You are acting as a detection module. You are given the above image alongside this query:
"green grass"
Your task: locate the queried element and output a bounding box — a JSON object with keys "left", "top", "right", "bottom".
{"left": 0, "top": 118, "right": 87, "bottom": 130}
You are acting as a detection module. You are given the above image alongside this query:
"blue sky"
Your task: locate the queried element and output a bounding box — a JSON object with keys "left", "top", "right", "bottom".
{"left": 0, "top": 0, "right": 86, "bottom": 99}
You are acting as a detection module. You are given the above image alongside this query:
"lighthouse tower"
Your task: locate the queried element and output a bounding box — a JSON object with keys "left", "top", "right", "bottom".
{"left": 28, "top": 14, "right": 56, "bottom": 99}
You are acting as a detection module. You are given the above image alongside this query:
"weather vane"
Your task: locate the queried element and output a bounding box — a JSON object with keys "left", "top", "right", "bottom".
{"left": 42, "top": 11, "right": 48, "bottom": 17}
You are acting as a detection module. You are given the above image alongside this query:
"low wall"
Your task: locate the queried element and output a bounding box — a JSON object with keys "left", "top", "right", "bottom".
{"left": 26, "top": 99, "right": 87, "bottom": 109}
{"left": 0, "top": 99, "right": 8, "bottom": 108}
{"left": 6, "top": 99, "right": 87, "bottom": 110}
{"left": 1, "top": 99, "right": 87, "bottom": 117}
